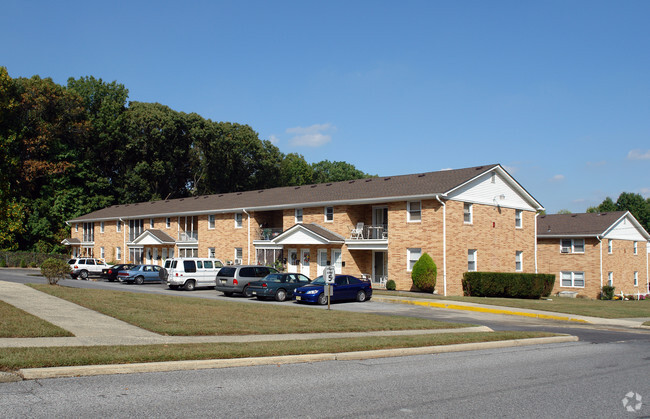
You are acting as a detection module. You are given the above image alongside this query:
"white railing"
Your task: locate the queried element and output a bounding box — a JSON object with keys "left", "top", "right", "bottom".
{"left": 178, "top": 231, "right": 198, "bottom": 242}
{"left": 350, "top": 225, "right": 388, "bottom": 240}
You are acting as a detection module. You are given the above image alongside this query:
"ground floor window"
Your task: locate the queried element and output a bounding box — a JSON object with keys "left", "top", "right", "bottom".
{"left": 515, "top": 251, "right": 523, "bottom": 272}
{"left": 129, "top": 247, "right": 143, "bottom": 263}
{"left": 467, "top": 249, "right": 477, "bottom": 272}
{"left": 561, "top": 271, "right": 584, "bottom": 287}
{"left": 634, "top": 271, "right": 638, "bottom": 286}
{"left": 235, "top": 248, "right": 243, "bottom": 264}
{"left": 407, "top": 248, "right": 421, "bottom": 271}
{"left": 178, "top": 248, "right": 198, "bottom": 258}
{"left": 116, "top": 247, "right": 121, "bottom": 260}
{"left": 256, "top": 249, "right": 284, "bottom": 267}
{"left": 208, "top": 247, "right": 216, "bottom": 258}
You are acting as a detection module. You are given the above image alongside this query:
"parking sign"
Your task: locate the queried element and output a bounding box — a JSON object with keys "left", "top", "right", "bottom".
{"left": 324, "top": 266, "right": 336, "bottom": 284}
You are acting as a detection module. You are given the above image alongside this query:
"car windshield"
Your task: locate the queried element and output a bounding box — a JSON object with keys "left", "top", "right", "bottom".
{"left": 311, "top": 276, "right": 325, "bottom": 285}
{"left": 264, "top": 274, "right": 285, "bottom": 282}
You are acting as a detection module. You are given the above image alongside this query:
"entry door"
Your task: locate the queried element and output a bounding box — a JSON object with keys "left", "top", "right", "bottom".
{"left": 162, "top": 248, "right": 167, "bottom": 262}
{"left": 332, "top": 249, "right": 342, "bottom": 274}
{"left": 288, "top": 249, "right": 298, "bottom": 273}
{"left": 300, "top": 249, "right": 310, "bottom": 277}
{"left": 372, "top": 207, "right": 388, "bottom": 239}
{"left": 153, "top": 248, "right": 158, "bottom": 265}
{"left": 373, "top": 251, "right": 387, "bottom": 285}
{"left": 317, "top": 249, "right": 328, "bottom": 277}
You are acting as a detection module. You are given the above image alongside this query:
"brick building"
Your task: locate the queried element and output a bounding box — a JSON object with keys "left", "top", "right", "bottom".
{"left": 63, "top": 164, "right": 544, "bottom": 295}
{"left": 537, "top": 211, "right": 650, "bottom": 298}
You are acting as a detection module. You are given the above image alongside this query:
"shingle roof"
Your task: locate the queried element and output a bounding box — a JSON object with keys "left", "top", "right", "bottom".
{"left": 69, "top": 164, "right": 503, "bottom": 222}
{"left": 537, "top": 211, "right": 627, "bottom": 236}
{"left": 146, "top": 229, "right": 176, "bottom": 243}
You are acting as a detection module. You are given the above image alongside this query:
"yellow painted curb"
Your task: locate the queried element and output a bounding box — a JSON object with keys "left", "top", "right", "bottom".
{"left": 378, "top": 298, "right": 590, "bottom": 324}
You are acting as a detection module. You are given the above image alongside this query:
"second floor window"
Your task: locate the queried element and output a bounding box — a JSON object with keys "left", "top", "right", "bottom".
{"left": 608, "top": 240, "right": 613, "bottom": 254}
{"left": 407, "top": 201, "right": 421, "bottom": 222}
{"left": 463, "top": 203, "right": 473, "bottom": 224}
{"left": 324, "top": 206, "right": 334, "bottom": 222}
{"left": 515, "top": 210, "right": 522, "bottom": 228}
{"left": 100, "top": 221, "right": 105, "bottom": 233}
{"left": 208, "top": 214, "right": 215, "bottom": 229}
{"left": 560, "top": 239, "right": 584, "bottom": 254}
{"left": 83, "top": 222, "right": 94, "bottom": 242}
{"left": 295, "top": 208, "right": 303, "bottom": 223}
{"left": 633, "top": 241, "right": 638, "bottom": 255}
{"left": 116, "top": 220, "right": 122, "bottom": 232}
{"left": 166, "top": 217, "right": 171, "bottom": 228}
{"left": 235, "top": 213, "right": 243, "bottom": 228}
{"left": 129, "top": 219, "right": 144, "bottom": 241}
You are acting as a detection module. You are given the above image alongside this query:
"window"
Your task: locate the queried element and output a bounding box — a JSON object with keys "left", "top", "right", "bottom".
{"left": 561, "top": 271, "right": 585, "bottom": 287}
{"left": 100, "top": 247, "right": 105, "bottom": 259}
{"left": 407, "top": 201, "right": 421, "bottom": 222}
{"left": 116, "top": 247, "right": 121, "bottom": 260}
{"left": 150, "top": 218, "right": 154, "bottom": 228}
{"left": 407, "top": 248, "right": 421, "bottom": 271}
{"left": 560, "top": 239, "right": 584, "bottom": 254}
{"left": 468, "top": 249, "right": 477, "bottom": 271}
{"left": 607, "top": 272, "right": 613, "bottom": 286}
{"left": 634, "top": 271, "right": 638, "bottom": 286}
{"left": 515, "top": 210, "right": 522, "bottom": 228}
{"left": 463, "top": 203, "right": 473, "bottom": 224}
{"left": 129, "top": 219, "right": 144, "bottom": 241}
{"left": 633, "top": 241, "right": 638, "bottom": 255}
{"left": 608, "top": 240, "right": 613, "bottom": 254}
{"left": 100, "top": 221, "right": 105, "bottom": 233}
{"left": 208, "top": 214, "right": 215, "bottom": 229}
{"left": 183, "top": 260, "right": 197, "bottom": 273}
{"left": 166, "top": 217, "right": 171, "bottom": 228}
{"left": 515, "top": 251, "right": 523, "bottom": 272}
{"left": 295, "top": 208, "right": 303, "bottom": 223}
{"left": 324, "top": 206, "right": 334, "bottom": 222}
{"left": 116, "top": 220, "right": 122, "bottom": 232}
{"left": 178, "top": 248, "right": 198, "bottom": 258}
{"left": 234, "top": 213, "right": 243, "bottom": 228}
{"left": 235, "top": 247, "right": 243, "bottom": 264}
{"left": 129, "top": 247, "right": 143, "bottom": 264}
{"left": 83, "top": 222, "right": 95, "bottom": 242}
{"left": 75, "top": 223, "right": 78, "bottom": 232}
{"left": 208, "top": 247, "right": 216, "bottom": 258}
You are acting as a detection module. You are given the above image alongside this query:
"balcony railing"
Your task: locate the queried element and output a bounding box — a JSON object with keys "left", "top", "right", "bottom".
{"left": 258, "top": 228, "right": 283, "bottom": 241}
{"left": 178, "top": 231, "right": 198, "bottom": 242}
{"left": 349, "top": 225, "right": 388, "bottom": 240}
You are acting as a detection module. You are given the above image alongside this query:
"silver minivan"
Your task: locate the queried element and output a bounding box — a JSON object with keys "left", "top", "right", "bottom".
{"left": 215, "top": 265, "right": 278, "bottom": 297}
{"left": 164, "top": 258, "right": 224, "bottom": 291}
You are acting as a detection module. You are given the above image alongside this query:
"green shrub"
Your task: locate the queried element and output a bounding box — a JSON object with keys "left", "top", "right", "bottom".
{"left": 411, "top": 253, "right": 437, "bottom": 293}
{"left": 0, "top": 258, "right": 6, "bottom": 267}
{"left": 19, "top": 259, "right": 27, "bottom": 268}
{"left": 385, "top": 279, "right": 396, "bottom": 290}
{"left": 601, "top": 285, "right": 615, "bottom": 300}
{"left": 462, "top": 272, "right": 555, "bottom": 299}
{"left": 40, "top": 258, "right": 71, "bottom": 285}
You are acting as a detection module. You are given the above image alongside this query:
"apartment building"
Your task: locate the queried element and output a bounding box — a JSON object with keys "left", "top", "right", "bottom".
{"left": 63, "top": 164, "right": 544, "bottom": 295}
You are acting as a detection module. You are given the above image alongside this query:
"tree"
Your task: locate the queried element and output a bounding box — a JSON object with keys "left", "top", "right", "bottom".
{"left": 556, "top": 209, "right": 572, "bottom": 214}
{"left": 587, "top": 197, "right": 616, "bottom": 213}
{"left": 40, "top": 258, "right": 71, "bottom": 285}
{"left": 312, "top": 160, "right": 372, "bottom": 184}
{"left": 280, "top": 153, "right": 313, "bottom": 186}
{"left": 588, "top": 193, "right": 650, "bottom": 233}
{"left": 411, "top": 253, "right": 437, "bottom": 293}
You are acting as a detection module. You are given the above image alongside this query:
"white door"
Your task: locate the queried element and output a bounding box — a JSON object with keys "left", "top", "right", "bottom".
{"left": 288, "top": 249, "right": 298, "bottom": 273}
{"left": 153, "top": 248, "right": 158, "bottom": 265}
{"left": 300, "top": 249, "right": 310, "bottom": 277}
{"left": 317, "top": 249, "right": 328, "bottom": 277}
{"left": 332, "top": 249, "right": 342, "bottom": 274}
{"left": 372, "top": 207, "right": 388, "bottom": 239}
{"left": 162, "top": 248, "right": 167, "bottom": 262}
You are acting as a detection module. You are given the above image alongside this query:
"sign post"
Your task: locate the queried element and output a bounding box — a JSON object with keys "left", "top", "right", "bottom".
{"left": 324, "top": 266, "right": 335, "bottom": 310}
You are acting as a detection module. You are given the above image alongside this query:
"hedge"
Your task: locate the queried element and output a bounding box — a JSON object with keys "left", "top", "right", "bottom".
{"left": 462, "top": 272, "right": 556, "bottom": 299}
{"left": 0, "top": 251, "right": 68, "bottom": 268}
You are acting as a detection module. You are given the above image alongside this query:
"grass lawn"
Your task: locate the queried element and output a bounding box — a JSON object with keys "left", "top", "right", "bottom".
{"left": 375, "top": 290, "right": 650, "bottom": 319}
{"left": 0, "top": 301, "right": 72, "bottom": 338}
{"left": 0, "top": 331, "right": 556, "bottom": 370}
{"left": 29, "top": 284, "right": 471, "bottom": 335}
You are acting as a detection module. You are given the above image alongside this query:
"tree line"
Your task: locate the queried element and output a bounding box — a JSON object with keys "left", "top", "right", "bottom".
{"left": 587, "top": 192, "right": 650, "bottom": 233}
{"left": 0, "top": 67, "right": 371, "bottom": 252}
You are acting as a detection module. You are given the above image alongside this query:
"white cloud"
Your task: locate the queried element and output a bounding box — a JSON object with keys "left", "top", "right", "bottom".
{"left": 627, "top": 149, "right": 650, "bottom": 160}
{"left": 268, "top": 135, "right": 280, "bottom": 145}
{"left": 286, "top": 123, "right": 335, "bottom": 147}
{"left": 550, "top": 174, "right": 565, "bottom": 182}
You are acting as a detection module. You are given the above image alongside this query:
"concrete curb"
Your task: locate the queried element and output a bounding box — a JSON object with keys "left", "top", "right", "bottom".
{"left": 373, "top": 296, "right": 592, "bottom": 323}
{"left": 16, "top": 335, "right": 578, "bottom": 380}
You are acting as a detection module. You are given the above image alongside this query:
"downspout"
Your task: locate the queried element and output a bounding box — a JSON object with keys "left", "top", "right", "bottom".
{"left": 534, "top": 212, "right": 539, "bottom": 273}
{"left": 435, "top": 196, "right": 447, "bottom": 296}
{"left": 120, "top": 218, "right": 126, "bottom": 262}
{"left": 243, "top": 209, "right": 251, "bottom": 264}
{"left": 646, "top": 241, "right": 649, "bottom": 293}
{"left": 598, "top": 236, "right": 603, "bottom": 291}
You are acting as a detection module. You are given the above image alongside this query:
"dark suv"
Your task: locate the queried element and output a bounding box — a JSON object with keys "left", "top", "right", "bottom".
{"left": 215, "top": 265, "right": 278, "bottom": 297}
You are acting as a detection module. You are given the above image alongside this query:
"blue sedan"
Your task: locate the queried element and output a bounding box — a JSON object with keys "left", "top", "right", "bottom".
{"left": 118, "top": 264, "right": 164, "bottom": 285}
{"left": 294, "top": 274, "right": 372, "bottom": 305}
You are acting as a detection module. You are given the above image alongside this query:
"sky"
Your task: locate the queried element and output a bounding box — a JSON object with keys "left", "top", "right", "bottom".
{"left": 2, "top": 0, "right": 649, "bottom": 213}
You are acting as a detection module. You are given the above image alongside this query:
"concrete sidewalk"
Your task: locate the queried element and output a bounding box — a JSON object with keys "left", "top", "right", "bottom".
{"left": 372, "top": 293, "right": 650, "bottom": 328}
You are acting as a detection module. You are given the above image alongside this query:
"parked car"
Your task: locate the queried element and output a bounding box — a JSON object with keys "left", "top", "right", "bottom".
{"left": 118, "top": 264, "right": 164, "bottom": 284}
{"left": 248, "top": 273, "right": 311, "bottom": 301}
{"left": 68, "top": 258, "right": 108, "bottom": 280}
{"left": 101, "top": 264, "right": 136, "bottom": 282}
{"left": 163, "top": 258, "right": 224, "bottom": 291}
{"left": 215, "top": 265, "right": 279, "bottom": 297}
{"left": 294, "top": 274, "right": 372, "bottom": 305}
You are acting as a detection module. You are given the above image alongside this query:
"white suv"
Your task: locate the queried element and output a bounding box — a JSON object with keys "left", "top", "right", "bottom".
{"left": 163, "top": 258, "right": 224, "bottom": 291}
{"left": 68, "top": 258, "right": 108, "bottom": 280}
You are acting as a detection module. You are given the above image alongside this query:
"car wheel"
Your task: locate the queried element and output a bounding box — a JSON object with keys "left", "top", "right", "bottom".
{"left": 242, "top": 285, "right": 252, "bottom": 298}
{"left": 168, "top": 285, "right": 179, "bottom": 290}
{"left": 79, "top": 270, "right": 88, "bottom": 280}
{"left": 275, "top": 289, "right": 287, "bottom": 302}
{"left": 223, "top": 291, "right": 233, "bottom": 297}
{"left": 135, "top": 276, "right": 144, "bottom": 285}
{"left": 183, "top": 280, "right": 196, "bottom": 291}
{"left": 317, "top": 293, "right": 328, "bottom": 305}
{"left": 70, "top": 274, "right": 78, "bottom": 280}
{"left": 356, "top": 290, "right": 367, "bottom": 302}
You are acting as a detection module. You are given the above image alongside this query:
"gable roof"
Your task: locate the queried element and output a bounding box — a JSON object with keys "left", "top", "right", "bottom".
{"left": 272, "top": 223, "right": 346, "bottom": 245}
{"left": 68, "top": 164, "right": 540, "bottom": 222}
{"left": 537, "top": 211, "right": 650, "bottom": 240}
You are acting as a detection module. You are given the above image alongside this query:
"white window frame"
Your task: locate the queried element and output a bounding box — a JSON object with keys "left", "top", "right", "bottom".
{"left": 234, "top": 213, "right": 243, "bottom": 229}
{"left": 166, "top": 217, "right": 171, "bottom": 229}
{"left": 116, "top": 220, "right": 122, "bottom": 232}
{"left": 561, "top": 271, "right": 585, "bottom": 288}
{"left": 100, "top": 221, "right": 105, "bottom": 233}
{"left": 560, "top": 239, "right": 584, "bottom": 254}
{"left": 235, "top": 247, "right": 243, "bottom": 265}
{"left": 463, "top": 203, "right": 473, "bottom": 224}
{"left": 515, "top": 210, "right": 522, "bottom": 229}
{"left": 467, "top": 249, "right": 477, "bottom": 272}
{"left": 634, "top": 271, "right": 638, "bottom": 286}
{"left": 407, "top": 201, "right": 421, "bottom": 223}
{"left": 295, "top": 208, "right": 303, "bottom": 224}
{"left": 633, "top": 241, "right": 638, "bottom": 255}
{"left": 100, "top": 247, "right": 105, "bottom": 259}
{"left": 608, "top": 240, "right": 613, "bottom": 254}
{"left": 208, "top": 214, "right": 215, "bottom": 230}
{"left": 150, "top": 218, "right": 154, "bottom": 228}
{"left": 208, "top": 247, "right": 216, "bottom": 259}
{"left": 607, "top": 271, "right": 613, "bottom": 286}
{"left": 515, "top": 251, "right": 523, "bottom": 272}
{"left": 407, "top": 248, "right": 421, "bottom": 271}
{"left": 116, "top": 247, "right": 121, "bottom": 260}
{"left": 324, "top": 206, "right": 334, "bottom": 223}
{"left": 75, "top": 223, "right": 79, "bottom": 232}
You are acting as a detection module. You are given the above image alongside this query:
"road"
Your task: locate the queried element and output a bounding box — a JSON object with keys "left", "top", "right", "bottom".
{"left": 1, "top": 269, "right": 649, "bottom": 417}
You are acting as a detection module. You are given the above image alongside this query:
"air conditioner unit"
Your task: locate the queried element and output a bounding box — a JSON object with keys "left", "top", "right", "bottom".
{"left": 560, "top": 248, "right": 570, "bottom": 253}
{"left": 234, "top": 258, "right": 242, "bottom": 265}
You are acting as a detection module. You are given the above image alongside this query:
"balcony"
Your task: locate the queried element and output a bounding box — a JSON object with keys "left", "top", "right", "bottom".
{"left": 258, "top": 228, "right": 283, "bottom": 241}
{"left": 178, "top": 231, "right": 198, "bottom": 242}
{"left": 345, "top": 224, "right": 388, "bottom": 250}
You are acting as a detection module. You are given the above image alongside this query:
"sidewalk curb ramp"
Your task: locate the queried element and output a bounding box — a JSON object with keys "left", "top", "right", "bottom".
{"left": 14, "top": 335, "right": 578, "bottom": 380}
